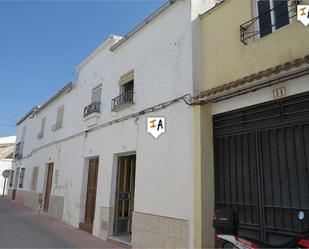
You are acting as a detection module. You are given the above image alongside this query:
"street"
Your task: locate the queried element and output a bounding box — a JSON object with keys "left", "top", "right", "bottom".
{"left": 0, "top": 198, "right": 124, "bottom": 248}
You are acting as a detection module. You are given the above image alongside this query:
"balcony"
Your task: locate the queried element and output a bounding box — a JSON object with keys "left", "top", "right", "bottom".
{"left": 83, "top": 102, "right": 101, "bottom": 127}
{"left": 111, "top": 90, "right": 134, "bottom": 111}
{"left": 240, "top": 0, "right": 299, "bottom": 45}
{"left": 52, "top": 122, "right": 62, "bottom": 131}
{"left": 83, "top": 101, "right": 101, "bottom": 118}
{"left": 14, "top": 142, "right": 23, "bottom": 160}
{"left": 37, "top": 132, "right": 44, "bottom": 139}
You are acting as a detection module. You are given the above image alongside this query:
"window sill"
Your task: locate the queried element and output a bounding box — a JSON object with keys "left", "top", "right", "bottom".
{"left": 112, "top": 101, "right": 134, "bottom": 112}
{"left": 52, "top": 123, "right": 63, "bottom": 132}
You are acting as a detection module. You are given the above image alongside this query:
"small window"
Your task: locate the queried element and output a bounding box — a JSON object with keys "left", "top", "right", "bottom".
{"left": 31, "top": 167, "right": 39, "bottom": 191}
{"left": 112, "top": 70, "right": 135, "bottom": 111}
{"left": 53, "top": 106, "right": 64, "bottom": 131}
{"left": 21, "top": 126, "right": 27, "bottom": 141}
{"left": 92, "top": 84, "right": 102, "bottom": 104}
{"left": 257, "top": 0, "right": 290, "bottom": 38}
{"left": 38, "top": 117, "right": 46, "bottom": 139}
{"left": 19, "top": 168, "right": 25, "bottom": 188}
{"left": 9, "top": 170, "right": 14, "bottom": 187}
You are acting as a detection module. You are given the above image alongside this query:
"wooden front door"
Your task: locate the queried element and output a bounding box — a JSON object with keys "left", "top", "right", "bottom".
{"left": 44, "top": 163, "right": 54, "bottom": 212}
{"left": 114, "top": 155, "right": 136, "bottom": 235}
{"left": 79, "top": 158, "right": 99, "bottom": 233}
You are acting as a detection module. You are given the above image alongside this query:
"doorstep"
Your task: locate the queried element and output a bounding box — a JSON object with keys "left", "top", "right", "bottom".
{"left": 107, "top": 235, "right": 132, "bottom": 248}
{"left": 79, "top": 222, "right": 93, "bottom": 234}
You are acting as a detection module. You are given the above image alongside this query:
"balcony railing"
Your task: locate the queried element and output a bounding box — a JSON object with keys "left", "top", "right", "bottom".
{"left": 37, "top": 132, "right": 44, "bottom": 139}
{"left": 111, "top": 90, "right": 134, "bottom": 111}
{"left": 83, "top": 101, "right": 101, "bottom": 118}
{"left": 240, "top": 0, "right": 300, "bottom": 45}
{"left": 52, "top": 122, "right": 63, "bottom": 131}
{"left": 14, "top": 142, "right": 23, "bottom": 160}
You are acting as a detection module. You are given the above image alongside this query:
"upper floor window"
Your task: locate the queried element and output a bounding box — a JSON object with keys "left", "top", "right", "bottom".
{"left": 112, "top": 70, "right": 134, "bottom": 111}
{"left": 92, "top": 84, "right": 102, "bottom": 104}
{"left": 256, "top": 0, "right": 290, "bottom": 38}
{"left": 14, "top": 126, "right": 26, "bottom": 159}
{"left": 21, "top": 126, "right": 27, "bottom": 141}
{"left": 83, "top": 85, "right": 102, "bottom": 118}
{"left": 37, "top": 117, "right": 46, "bottom": 139}
{"left": 19, "top": 168, "right": 25, "bottom": 188}
{"left": 52, "top": 105, "right": 64, "bottom": 131}
{"left": 240, "top": 0, "right": 294, "bottom": 44}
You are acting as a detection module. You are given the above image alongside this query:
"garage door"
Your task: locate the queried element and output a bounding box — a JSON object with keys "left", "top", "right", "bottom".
{"left": 213, "top": 91, "right": 309, "bottom": 244}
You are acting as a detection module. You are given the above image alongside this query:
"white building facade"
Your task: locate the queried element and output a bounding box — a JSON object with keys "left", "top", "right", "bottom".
{"left": 0, "top": 136, "right": 16, "bottom": 195}
{"left": 9, "top": 1, "right": 216, "bottom": 248}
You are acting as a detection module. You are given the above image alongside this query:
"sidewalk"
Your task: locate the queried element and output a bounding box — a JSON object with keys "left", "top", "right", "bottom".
{"left": 0, "top": 197, "right": 127, "bottom": 249}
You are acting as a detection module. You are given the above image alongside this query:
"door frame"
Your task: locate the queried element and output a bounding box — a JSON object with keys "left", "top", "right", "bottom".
{"left": 43, "top": 163, "right": 54, "bottom": 212}
{"left": 83, "top": 157, "right": 99, "bottom": 224}
{"left": 79, "top": 156, "right": 100, "bottom": 234}
{"left": 113, "top": 153, "right": 136, "bottom": 236}
{"left": 12, "top": 167, "right": 20, "bottom": 200}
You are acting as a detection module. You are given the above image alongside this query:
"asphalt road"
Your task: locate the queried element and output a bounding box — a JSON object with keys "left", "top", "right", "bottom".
{"left": 0, "top": 198, "right": 76, "bottom": 248}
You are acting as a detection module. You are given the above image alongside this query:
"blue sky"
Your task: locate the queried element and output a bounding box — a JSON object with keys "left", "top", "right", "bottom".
{"left": 0, "top": 0, "right": 165, "bottom": 137}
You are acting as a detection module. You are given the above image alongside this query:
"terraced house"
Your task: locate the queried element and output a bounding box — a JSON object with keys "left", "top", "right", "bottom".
{"left": 8, "top": 1, "right": 217, "bottom": 248}
{"left": 9, "top": 0, "right": 309, "bottom": 248}
{"left": 0, "top": 136, "right": 16, "bottom": 195}
{"left": 193, "top": 0, "right": 309, "bottom": 247}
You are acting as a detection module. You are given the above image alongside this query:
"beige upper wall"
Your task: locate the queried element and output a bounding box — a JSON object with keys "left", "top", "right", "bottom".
{"left": 200, "top": 0, "right": 309, "bottom": 91}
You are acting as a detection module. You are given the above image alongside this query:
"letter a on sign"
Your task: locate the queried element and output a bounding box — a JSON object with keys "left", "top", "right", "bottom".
{"left": 297, "top": 5, "right": 309, "bottom": 26}
{"left": 147, "top": 117, "right": 165, "bottom": 138}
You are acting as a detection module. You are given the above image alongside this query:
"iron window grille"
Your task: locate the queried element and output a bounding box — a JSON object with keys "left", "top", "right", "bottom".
{"left": 240, "top": 0, "right": 301, "bottom": 45}
{"left": 14, "top": 142, "right": 23, "bottom": 160}
{"left": 9, "top": 170, "right": 14, "bottom": 187}
{"left": 83, "top": 101, "right": 101, "bottom": 117}
{"left": 19, "top": 168, "right": 25, "bottom": 189}
{"left": 111, "top": 89, "right": 134, "bottom": 111}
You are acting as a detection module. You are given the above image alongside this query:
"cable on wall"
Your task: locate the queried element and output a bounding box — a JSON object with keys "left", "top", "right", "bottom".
{"left": 27, "top": 94, "right": 193, "bottom": 156}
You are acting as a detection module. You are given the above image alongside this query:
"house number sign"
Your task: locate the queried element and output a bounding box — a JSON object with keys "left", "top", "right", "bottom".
{"left": 273, "top": 86, "right": 287, "bottom": 99}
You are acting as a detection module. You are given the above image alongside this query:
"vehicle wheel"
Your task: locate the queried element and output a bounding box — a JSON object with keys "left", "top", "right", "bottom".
{"left": 221, "top": 242, "right": 237, "bottom": 249}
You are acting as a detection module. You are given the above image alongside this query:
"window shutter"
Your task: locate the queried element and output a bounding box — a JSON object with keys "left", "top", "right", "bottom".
{"left": 19, "top": 168, "right": 25, "bottom": 188}
{"left": 273, "top": 0, "right": 289, "bottom": 30}
{"left": 258, "top": 0, "right": 272, "bottom": 37}
{"left": 91, "top": 85, "right": 102, "bottom": 103}
{"left": 41, "top": 118, "right": 46, "bottom": 133}
{"left": 56, "top": 106, "right": 64, "bottom": 126}
{"left": 21, "top": 126, "right": 27, "bottom": 141}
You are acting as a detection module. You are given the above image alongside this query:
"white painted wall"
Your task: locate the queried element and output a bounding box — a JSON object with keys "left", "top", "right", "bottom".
{"left": 0, "top": 136, "right": 16, "bottom": 195}
{"left": 0, "top": 159, "right": 13, "bottom": 195}
{"left": 10, "top": 0, "right": 206, "bottom": 247}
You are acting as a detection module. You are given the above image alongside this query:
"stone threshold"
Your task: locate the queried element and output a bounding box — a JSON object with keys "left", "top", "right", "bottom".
{"left": 107, "top": 235, "right": 132, "bottom": 248}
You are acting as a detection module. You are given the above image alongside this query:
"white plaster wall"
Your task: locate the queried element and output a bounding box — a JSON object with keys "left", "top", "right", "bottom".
{"left": 0, "top": 159, "right": 12, "bottom": 195}
{"left": 11, "top": 1, "right": 197, "bottom": 246}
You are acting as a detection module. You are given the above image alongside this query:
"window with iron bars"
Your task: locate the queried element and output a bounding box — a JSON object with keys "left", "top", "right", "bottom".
{"left": 19, "top": 168, "right": 25, "bottom": 189}
{"left": 240, "top": 0, "right": 299, "bottom": 44}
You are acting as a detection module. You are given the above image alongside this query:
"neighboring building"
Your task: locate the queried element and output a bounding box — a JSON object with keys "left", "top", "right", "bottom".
{"left": 193, "top": 0, "right": 309, "bottom": 247}
{"left": 9, "top": 1, "right": 217, "bottom": 248}
{"left": 0, "top": 136, "right": 16, "bottom": 195}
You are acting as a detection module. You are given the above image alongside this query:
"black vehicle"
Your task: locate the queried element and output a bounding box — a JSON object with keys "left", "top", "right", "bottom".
{"left": 213, "top": 209, "right": 309, "bottom": 249}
